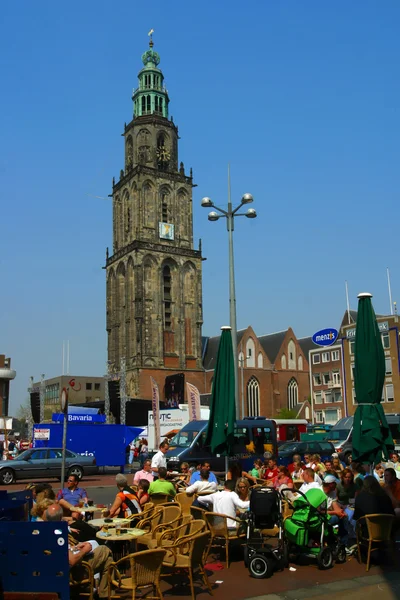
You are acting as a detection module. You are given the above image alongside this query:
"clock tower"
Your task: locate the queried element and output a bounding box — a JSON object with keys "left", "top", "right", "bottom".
{"left": 105, "top": 36, "right": 204, "bottom": 404}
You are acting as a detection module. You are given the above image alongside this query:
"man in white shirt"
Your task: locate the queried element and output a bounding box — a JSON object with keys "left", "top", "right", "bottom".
{"left": 197, "top": 480, "right": 249, "bottom": 529}
{"left": 151, "top": 440, "right": 169, "bottom": 477}
{"left": 186, "top": 468, "right": 218, "bottom": 496}
{"left": 298, "top": 467, "right": 322, "bottom": 495}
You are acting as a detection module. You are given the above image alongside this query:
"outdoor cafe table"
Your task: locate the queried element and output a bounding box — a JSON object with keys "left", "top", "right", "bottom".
{"left": 96, "top": 527, "right": 146, "bottom": 562}
{"left": 89, "top": 517, "right": 131, "bottom": 528}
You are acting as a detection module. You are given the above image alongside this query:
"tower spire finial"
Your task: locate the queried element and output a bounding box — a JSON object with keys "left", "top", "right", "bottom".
{"left": 148, "top": 28, "right": 154, "bottom": 48}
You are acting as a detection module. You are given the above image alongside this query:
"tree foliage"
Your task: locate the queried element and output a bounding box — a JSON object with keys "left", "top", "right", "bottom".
{"left": 273, "top": 408, "right": 298, "bottom": 419}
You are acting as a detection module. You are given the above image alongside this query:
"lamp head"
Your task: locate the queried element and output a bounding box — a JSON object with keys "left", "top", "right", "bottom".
{"left": 208, "top": 211, "right": 220, "bottom": 222}
{"left": 201, "top": 197, "right": 213, "bottom": 208}
{"left": 245, "top": 208, "right": 257, "bottom": 219}
{"left": 241, "top": 193, "right": 253, "bottom": 204}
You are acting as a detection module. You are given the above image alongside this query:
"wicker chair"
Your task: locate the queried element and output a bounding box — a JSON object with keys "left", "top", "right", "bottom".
{"left": 137, "top": 505, "right": 182, "bottom": 548}
{"left": 108, "top": 548, "right": 166, "bottom": 600}
{"left": 149, "top": 493, "right": 170, "bottom": 506}
{"left": 156, "top": 519, "right": 206, "bottom": 549}
{"left": 356, "top": 513, "right": 395, "bottom": 571}
{"left": 162, "top": 531, "right": 213, "bottom": 600}
{"left": 204, "top": 512, "right": 246, "bottom": 568}
{"left": 176, "top": 492, "right": 194, "bottom": 516}
{"left": 190, "top": 505, "right": 207, "bottom": 521}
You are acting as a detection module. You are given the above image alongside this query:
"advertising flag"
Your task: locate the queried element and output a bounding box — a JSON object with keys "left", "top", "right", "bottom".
{"left": 186, "top": 382, "right": 201, "bottom": 421}
{"left": 150, "top": 377, "right": 161, "bottom": 449}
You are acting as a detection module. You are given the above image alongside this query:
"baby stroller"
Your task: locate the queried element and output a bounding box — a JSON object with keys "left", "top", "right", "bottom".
{"left": 243, "top": 487, "right": 287, "bottom": 578}
{"left": 281, "top": 487, "right": 346, "bottom": 569}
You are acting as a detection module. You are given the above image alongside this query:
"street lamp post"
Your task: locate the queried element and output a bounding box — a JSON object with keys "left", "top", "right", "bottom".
{"left": 201, "top": 172, "right": 257, "bottom": 419}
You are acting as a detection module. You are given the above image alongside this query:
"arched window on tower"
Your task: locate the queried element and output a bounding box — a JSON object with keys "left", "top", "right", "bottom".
{"left": 141, "top": 96, "right": 145, "bottom": 114}
{"left": 287, "top": 378, "right": 298, "bottom": 410}
{"left": 163, "top": 265, "right": 172, "bottom": 329}
{"left": 247, "top": 376, "right": 260, "bottom": 417}
{"left": 146, "top": 95, "right": 151, "bottom": 113}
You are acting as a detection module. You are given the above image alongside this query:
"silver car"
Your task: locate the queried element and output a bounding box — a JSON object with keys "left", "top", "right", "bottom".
{"left": 0, "top": 448, "right": 98, "bottom": 485}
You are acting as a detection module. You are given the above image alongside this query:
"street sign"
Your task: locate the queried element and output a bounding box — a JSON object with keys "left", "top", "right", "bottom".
{"left": 312, "top": 328, "right": 338, "bottom": 347}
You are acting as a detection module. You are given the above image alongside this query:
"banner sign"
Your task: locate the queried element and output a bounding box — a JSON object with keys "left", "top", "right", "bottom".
{"left": 312, "top": 328, "right": 338, "bottom": 347}
{"left": 0, "top": 417, "right": 13, "bottom": 430}
{"left": 150, "top": 377, "right": 161, "bottom": 449}
{"left": 186, "top": 382, "right": 201, "bottom": 421}
{"left": 346, "top": 321, "right": 389, "bottom": 339}
{"left": 34, "top": 428, "right": 50, "bottom": 440}
{"left": 52, "top": 413, "right": 106, "bottom": 423}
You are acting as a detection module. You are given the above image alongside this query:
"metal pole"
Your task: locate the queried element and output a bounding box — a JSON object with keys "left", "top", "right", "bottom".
{"left": 39, "top": 374, "right": 45, "bottom": 423}
{"left": 387, "top": 267, "right": 394, "bottom": 315}
{"left": 60, "top": 414, "right": 68, "bottom": 485}
{"left": 227, "top": 166, "right": 239, "bottom": 420}
{"left": 120, "top": 357, "right": 127, "bottom": 425}
{"left": 240, "top": 345, "right": 245, "bottom": 418}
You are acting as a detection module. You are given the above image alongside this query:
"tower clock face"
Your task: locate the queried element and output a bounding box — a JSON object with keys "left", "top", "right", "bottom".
{"left": 157, "top": 145, "right": 170, "bottom": 164}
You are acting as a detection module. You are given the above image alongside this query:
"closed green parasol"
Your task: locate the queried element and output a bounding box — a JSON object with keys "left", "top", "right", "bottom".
{"left": 205, "top": 326, "right": 236, "bottom": 456}
{"left": 352, "top": 293, "right": 394, "bottom": 463}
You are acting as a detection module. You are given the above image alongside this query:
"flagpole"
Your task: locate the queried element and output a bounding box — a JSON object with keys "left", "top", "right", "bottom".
{"left": 345, "top": 281, "right": 351, "bottom": 324}
{"left": 387, "top": 267, "right": 394, "bottom": 315}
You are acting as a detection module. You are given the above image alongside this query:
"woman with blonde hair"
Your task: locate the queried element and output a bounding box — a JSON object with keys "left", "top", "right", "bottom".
{"left": 31, "top": 494, "right": 55, "bottom": 521}
{"left": 235, "top": 477, "right": 250, "bottom": 502}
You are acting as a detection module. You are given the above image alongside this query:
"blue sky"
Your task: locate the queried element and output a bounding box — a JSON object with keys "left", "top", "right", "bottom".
{"left": 2, "top": 1, "right": 399, "bottom": 414}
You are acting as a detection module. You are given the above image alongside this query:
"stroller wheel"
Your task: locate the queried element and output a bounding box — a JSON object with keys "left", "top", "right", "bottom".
{"left": 249, "top": 554, "right": 274, "bottom": 579}
{"left": 317, "top": 547, "right": 333, "bottom": 570}
{"left": 336, "top": 544, "right": 347, "bottom": 564}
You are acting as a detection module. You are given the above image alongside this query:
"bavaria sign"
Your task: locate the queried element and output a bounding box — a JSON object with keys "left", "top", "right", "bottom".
{"left": 312, "top": 328, "right": 338, "bottom": 347}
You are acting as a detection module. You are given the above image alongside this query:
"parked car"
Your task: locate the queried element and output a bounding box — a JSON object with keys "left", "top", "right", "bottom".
{"left": 278, "top": 440, "right": 336, "bottom": 466}
{"left": 0, "top": 448, "right": 98, "bottom": 485}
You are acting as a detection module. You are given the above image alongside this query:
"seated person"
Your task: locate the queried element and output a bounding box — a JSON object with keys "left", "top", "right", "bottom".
{"left": 311, "top": 454, "right": 326, "bottom": 474}
{"left": 31, "top": 495, "right": 56, "bottom": 521}
{"left": 298, "top": 468, "right": 322, "bottom": 495}
{"left": 322, "top": 476, "right": 349, "bottom": 545}
{"left": 288, "top": 454, "right": 304, "bottom": 474}
{"left": 57, "top": 474, "right": 88, "bottom": 520}
{"left": 107, "top": 474, "right": 141, "bottom": 518}
{"left": 332, "top": 455, "right": 345, "bottom": 474}
{"left": 384, "top": 467, "right": 400, "bottom": 516}
{"left": 197, "top": 479, "right": 250, "bottom": 530}
{"left": 273, "top": 466, "right": 294, "bottom": 491}
{"left": 250, "top": 458, "right": 264, "bottom": 479}
{"left": 351, "top": 462, "right": 366, "bottom": 490}
{"left": 323, "top": 460, "right": 338, "bottom": 478}
{"left": 354, "top": 476, "right": 394, "bottom": 536}
{"left": 133, "top": 459, "right": 154, "bottom": 485}
{"left": 291, "top": 460, "right": 304, "bottom": 480}
{"left": 336, "top": 468, "right": 358, "bottom": 506}
{"left": 263, "top": 458, "right": 279, "bottom": 481}
{"left": 137, "top": 478, "right": 150, "bottom": 507}
{"left": 373, "top": 463, "right": 385, "bottom": 483}
{"left": 189, "top": 461, "right": 218, "bottom": 485}
{"left": 148, "top": 467, "right": 176, "bottom": 499}
{"left": 186, "top": 468, "right": 217, "bottom": 495}
{"left": 385, "top": 452, "right": 400, "bottom": 475}
{"left": 177, "top": 462, "right": 192, "bottom": 485}
{"left": 45, "top": 504, "right": 112, "bottom": 599}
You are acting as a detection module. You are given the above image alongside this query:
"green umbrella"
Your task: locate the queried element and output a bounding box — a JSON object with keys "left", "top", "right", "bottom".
{"left": 205, "top": 326, "right": 236, "bottom": 456}
{"left": 352, "top": 292, "right": 394, "bottom": 463}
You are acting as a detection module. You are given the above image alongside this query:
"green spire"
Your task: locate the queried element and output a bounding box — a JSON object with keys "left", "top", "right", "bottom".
{"left": 132, "top": 34, "right": 169, "bottom": 119}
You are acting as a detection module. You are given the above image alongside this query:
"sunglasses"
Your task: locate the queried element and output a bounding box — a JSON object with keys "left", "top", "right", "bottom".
{"left": 67, "top": 479, "right": 75, "bottom": 483}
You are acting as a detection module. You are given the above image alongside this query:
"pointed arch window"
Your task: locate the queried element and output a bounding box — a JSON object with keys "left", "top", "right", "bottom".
{"left": 163, "top": 265, "right": 172, "bottom": 329}
{"left": 281, "top": 354, "right": 287, "bottom": 369}
{"left": 257, "top": 352, "right": 263, "bottom": 369}
{"left": 298, "top": 356, "right": 303, "bottom": 371}
{"left": 287, "top": 378, "right": 298, "bottom": 410}
{"left": 247, "top": 376, "right": 260, "bottom": 417}
{"left": 246, "top": 338, "right": 255, "bottom": 367}
{"left": 288, "top": 339, "right": 296, "bottom": 370}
